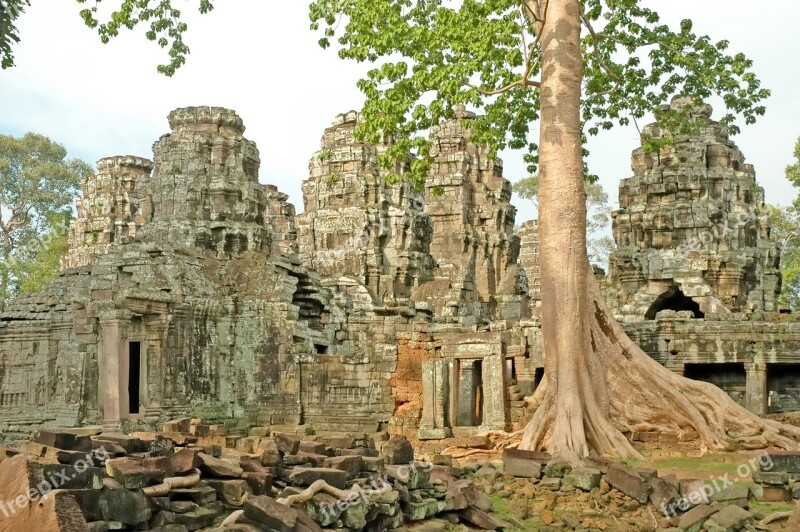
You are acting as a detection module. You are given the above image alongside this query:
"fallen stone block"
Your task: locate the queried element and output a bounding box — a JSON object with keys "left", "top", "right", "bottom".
{"left": 32, "top": 429, "right": 92, "bottom": 452}
{"left": 299, "top": 441, "right": 327, "bottom": 455}
{"left": 323, "top": 455, "right": 363, "bottom": 478}
{"left": 107, "top": 458, "right": 164, "bottom": 489}
{"left": 98, "top": 488, "right": 152, "bottom": 525}
{"left": 274, "top": 433, "right": 301, "bottom": 455}
{"left": 381, "top": 435, "right": 414, "bottom": 465}
{"left": 605, "top": 463, "right": 651, "bottom": 504}
{"left": 0, "top": 455, "right": 91, "bottom": 532}
{"left": 163, "top": 418, "right": 193, "bottom": 433}
{"left": 680, "top": 478, "right": 710, "bottom": 507}
{"left": 205, "top": 479, "right": 252, "bottom": 506}
{"left": 702, "top": 504, "right": 752, "bottom": 532}
{"left": 752, "top": 470, "right": 789, "bottom": 485}
{"left": 711, "top": 483, "right": 750, "bottom": 507}
{"left": 29, "top": 463, "right": 105, "bottom": 490}
{"left": 649, "top": 477, "right": 680, "bottom": 513}
{"left": 243, "top": 496, "right": 297, "bottom": 532}
{"left": 169, "top": 501, "right": 199, "bottom": 513}
{"left": 169, "top": 448, "right": 201, "bottom": 475}
{"left": 241, "top": 471, "right": 272, "bottom": 495}
{"left": 198, "top": 453, "right": 243, "bottom": 478}
{"left": 170, "top": 486, "right": 217, "bottom": 505}
{"left": 757, "top": 485, "right": 791, "bottom": 502}
{"left": 562, "top": 467, "right": 602, "bottom": 491}
{"left": 174, "top": 506, "right": 219, "bottom": 531}
{"left": 502, "top": 448, "right": 545, "bottom": 478}
{"left": 63, "top": 488, "right": 105, "bottom": 521}
{"left": 543, "top": 459, "right": 572, "bottom": 478}
{"left": 761, "top": 451, "right": 800, "bottom": 473}
{"left": 92, "top": 433, "right": 144, "bottom": 454}
{"left": 459, "top": 506, "right": 504, "bottom": 530}
{"left": 677, "top": 504, "right": 718, "bottom": 532}
{"left": 288, "top": 467, "right": 348, "bottom": 489}
{"left": 539, "top": 477, "right": 561, "bottom": 490}
{"left": 319, "top": 436, "right": 355, "bottom": 450}
{"left": 361, "top": 456, "right": 385, "bottom": 473}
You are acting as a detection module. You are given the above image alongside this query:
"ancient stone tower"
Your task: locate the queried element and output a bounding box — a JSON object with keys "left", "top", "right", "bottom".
{"left": 62, "top": 156, "right": 153, "bottom": 270}
{"left": 296, "top": 111, "right": 434, "bottom": 302}
{"left": 609, "top": 98, "right": 781, "bottom": 320}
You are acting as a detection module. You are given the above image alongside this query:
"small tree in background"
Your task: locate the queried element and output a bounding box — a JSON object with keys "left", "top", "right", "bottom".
{"left": 767, "top": 204, "right": 800, "bottom": 310}
{"left": 514, "top": 175, "right": 615, "bottom": 267}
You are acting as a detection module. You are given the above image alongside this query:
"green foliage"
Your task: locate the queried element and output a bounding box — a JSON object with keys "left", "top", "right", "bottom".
{"left": 513, "top": 175, "right": 615, "bottom": 266}
{"left": 11, "top": 216, "right": 71, "bottom": 295}
{"left": 309, "top": 0, "right": 769, "bottom": 190}
{"left": 0, "top": 133, "right": 91, "bottom": 301}
{"left": 76, "top": 0, "right": 215, "bottom": 76}
{"left": 769, "top": 139, "right": 800, "bottom": 311}
{"left": 323, "top": 172, "right": 342, "bottom": 185}
{"left": 318, "top": 149, "right": 333, "bottom": 161}
{"left": 767, "top": 204, "right": 800, "bottom": 311}
{"left": 0, "top": 0, "right": 30, "bottom": 69}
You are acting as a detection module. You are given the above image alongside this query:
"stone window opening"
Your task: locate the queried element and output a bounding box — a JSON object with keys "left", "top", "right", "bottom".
{"left": 767, "top": 363, "right": 800, "bottom": 414}
{"left": 644, "top": 286, "right": 705, "bottom": 319}
{"left": 684, "top": 363, "right": 746, "bottom": 407}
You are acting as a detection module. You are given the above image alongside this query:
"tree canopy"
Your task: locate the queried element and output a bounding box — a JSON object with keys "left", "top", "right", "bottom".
{"left": 305, "top": 0, "right": 768, "bottom": 188}
{"left": 0, "top": 133, "right": 91, "bottom": 301}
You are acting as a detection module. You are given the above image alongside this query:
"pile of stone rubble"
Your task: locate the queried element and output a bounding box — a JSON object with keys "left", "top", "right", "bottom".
{"left": 2, "top": 420, "right": 800, "bottom": 531}
{"left": 0, "top": 419, "right": 503, "bottom": 531}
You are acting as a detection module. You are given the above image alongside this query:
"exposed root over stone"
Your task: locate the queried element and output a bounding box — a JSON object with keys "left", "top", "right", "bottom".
{"left": 277, "top": 478, "right": 393, "bottom": 507}
{"left": 518, "top": 264, "right": 800, "bottom": 463}
{"left": 140, "top": 468, "right": 201, "bottom": 497}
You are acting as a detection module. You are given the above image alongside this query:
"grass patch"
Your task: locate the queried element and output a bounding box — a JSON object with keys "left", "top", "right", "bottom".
{"left": 650, "top": 455, "right": 746, "bottom": 478}
{"left": 488, "top": 494, "right": 538, "bottom": 532}
{"left": 750, "top": 500, "right": 795, "bottom": 516}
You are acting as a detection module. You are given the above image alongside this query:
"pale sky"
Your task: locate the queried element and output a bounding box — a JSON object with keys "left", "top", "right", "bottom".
{"left": 1, "top": 1, "right": 799, "bottom": 224}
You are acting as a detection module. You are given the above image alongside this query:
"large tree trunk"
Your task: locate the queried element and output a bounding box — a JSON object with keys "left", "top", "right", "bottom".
{"left": 519, "top": 0, "right": 800, "bottom": 463}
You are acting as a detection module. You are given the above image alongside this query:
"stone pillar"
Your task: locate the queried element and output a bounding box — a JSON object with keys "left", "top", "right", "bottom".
{"left": 100, "top": 319, "right": 123, "bottom": 431}
{"left": 100, "top": 311, "right": 130, "bottom": 431}
{"left": 457, "top": 361, "right": 477, "bottom": 426}
{"left": 418, "top": 359, "right": 452, "bottom": 439}
{"left": 745, "top": 363, "right": 767, "bottom": 415}
{"left": 480, "top": 354, "right": 507, "bottom": 430}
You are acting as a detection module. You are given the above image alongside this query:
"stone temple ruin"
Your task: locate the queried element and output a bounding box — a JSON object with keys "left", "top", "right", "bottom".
{"left": 1, "top": 99, "right": 799, "bottom": 445}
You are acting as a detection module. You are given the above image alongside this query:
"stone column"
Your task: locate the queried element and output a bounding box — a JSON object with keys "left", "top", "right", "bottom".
{"left": 745, "top": 363, "right": 767, "bottom": 415}
{"left": 101, "top": 320, "right": 122, "bottom": 431}
{"left": 418, "top": 359, "right": 452, "bottom": 439}
{"left": 480, "top": 354, "right": 507, "bottom": 430}
{"left": 457, "top": 361, "right": 477, "bottom": 426}
{"left": 100, "top": 311, "right": 130, "bottom": 432}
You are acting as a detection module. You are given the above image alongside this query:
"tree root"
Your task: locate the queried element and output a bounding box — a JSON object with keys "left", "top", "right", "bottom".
{"left": 141, "top": 468, "right": 201, "bottom": 497}
{"left": 758, "top": 511, "right": 793, "bottom": 526}
{"left": 518, "top": 263, "right": 800, "bottom": 462}
{"left": 277, "top": 478, "right": 392, "bottom": 507}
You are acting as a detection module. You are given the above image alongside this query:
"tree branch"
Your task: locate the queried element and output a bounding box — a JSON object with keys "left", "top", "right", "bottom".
{"left": 466, "top": 1, "right": 547, "bottom": 96}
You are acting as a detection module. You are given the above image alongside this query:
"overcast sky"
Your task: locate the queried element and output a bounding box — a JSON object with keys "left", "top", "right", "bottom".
{"left": 1, "top": 1, "right": 799, "bottom": 224}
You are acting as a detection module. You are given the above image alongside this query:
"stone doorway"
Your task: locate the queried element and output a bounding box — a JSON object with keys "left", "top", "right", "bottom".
{"left": 129, "top": 341, "right": 142, "bottom": 415}
{"left": 456, "top": 360, "right": 483, "bottom": 427}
